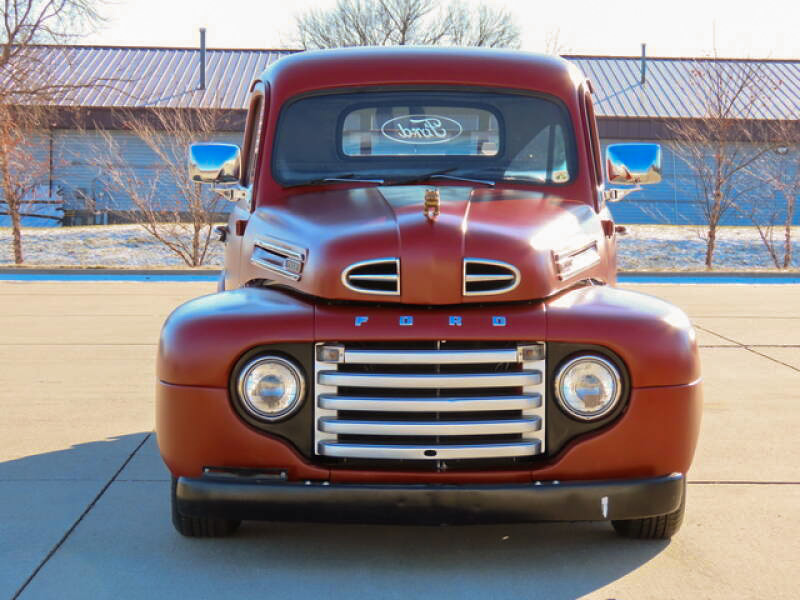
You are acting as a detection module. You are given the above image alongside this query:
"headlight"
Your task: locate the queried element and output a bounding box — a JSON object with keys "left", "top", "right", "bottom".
{"left": 236, "top": 356, "right": 305, "bottom": 421}
{"left": 555, "top": 355, "right": 622, "bottom": 421}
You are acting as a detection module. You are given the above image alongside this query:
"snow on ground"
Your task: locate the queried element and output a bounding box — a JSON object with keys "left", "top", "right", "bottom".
{"left": 617, "top": 225, "right": 800, "bottom": 271}
{"left": 0, "top": 223, "right": 798, "bottom": 270}
{"left": 0, "top": 224, "right": 224, "bottom": 268}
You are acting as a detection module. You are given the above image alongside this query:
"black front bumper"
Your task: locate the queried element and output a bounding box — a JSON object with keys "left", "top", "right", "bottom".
{"left": 176, "top": 472, "right": 684, "bottom": 525}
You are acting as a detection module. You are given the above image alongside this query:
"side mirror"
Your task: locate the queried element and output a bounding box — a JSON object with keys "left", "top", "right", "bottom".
{"left": 606, "top": 143, "right": 662, "bottom": 185}
{"left": 188, "top": 143, "right": 241, "bottom": 184}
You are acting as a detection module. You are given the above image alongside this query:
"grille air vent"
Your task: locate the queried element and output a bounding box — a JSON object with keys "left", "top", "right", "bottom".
{"left": 342, "top": 258, "right": 400, "bottom": 295}
{"left": 250, "top": 238, "right": 306, "bottom": 281}
{"left": 463, "top": 258, "right": 520, "bottom": 296}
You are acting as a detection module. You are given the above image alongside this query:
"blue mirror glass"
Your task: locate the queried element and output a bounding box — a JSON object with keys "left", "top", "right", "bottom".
{"left": 188, "top": 143, "right": 242, "bottom": 184}
{"left": 606, "top": 143, "right": 662, "bottom": 185}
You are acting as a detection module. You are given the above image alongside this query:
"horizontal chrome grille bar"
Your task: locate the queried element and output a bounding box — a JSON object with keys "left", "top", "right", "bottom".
{"left": 343, "top": 348, "right": 520, "bottom": 364}
{"left": 319, "top": 417, "right": 541, "bottom": 436}
{"left": 318, "top": 394, "right": 541, "bottom": 412}
{"left": 318, "top": 440, "right": 541, "bottom": 460}
{"left": 318, "top": 370, "right": 542, "bottom": 389}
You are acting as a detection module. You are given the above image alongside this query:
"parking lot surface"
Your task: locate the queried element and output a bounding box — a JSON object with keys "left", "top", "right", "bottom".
{"left": 1, "top": 281, "right": 799, "bottom": 599}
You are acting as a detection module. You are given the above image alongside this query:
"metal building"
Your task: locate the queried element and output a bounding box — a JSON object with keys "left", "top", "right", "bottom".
{"left": 3, "top": 44, "right": 799, "bottom": 226}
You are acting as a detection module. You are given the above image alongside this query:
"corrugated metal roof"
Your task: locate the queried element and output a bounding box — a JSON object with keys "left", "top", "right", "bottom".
{"left": 14, "top": 45, "right": 293, "bottom": 109}
{"left": 7, "top": 45, "right": 800, "bottom": 119}
{"left": 568, "top": 55, "right": 800, "bottom": 120}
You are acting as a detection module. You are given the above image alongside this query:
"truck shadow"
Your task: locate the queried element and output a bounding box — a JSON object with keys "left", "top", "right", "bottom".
{"left": 2, "top": 434, "right": 669, "bottom": 599}
{"left": 236, "top": 520, "right": 668, "bottom": 598}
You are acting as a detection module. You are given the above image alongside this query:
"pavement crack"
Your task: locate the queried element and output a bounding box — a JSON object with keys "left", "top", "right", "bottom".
{"left": 690, "top": 481, "right": 800, "bottom": 485}
{"left": 694, "top": 325, "right": 744, "bottom": 347}
{"left": 695, "top": 325, "right": 800, "bottom": 374}
{"left": 11, "top": 433, "right": 152, "bottom": 600}
{"left": 743, "top": 347, "right": 800, "bottom": 373}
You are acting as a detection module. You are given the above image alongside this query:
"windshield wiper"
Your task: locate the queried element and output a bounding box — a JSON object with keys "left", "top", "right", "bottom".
{"left": 430, "top": 174, "right": 494, "bottom": 186}
{"left": 290, "top": 174, "right": 385, "bottom": 187}
{"left": 386, "top": 168, "right": 494, "bottom": 186}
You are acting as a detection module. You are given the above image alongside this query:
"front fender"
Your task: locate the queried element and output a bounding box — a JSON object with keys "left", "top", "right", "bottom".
{"left": 545, "top": 286, "right": 701, "bottom": 388}
{"left": 157, "top": 288, "right": 314, "bottom": 387}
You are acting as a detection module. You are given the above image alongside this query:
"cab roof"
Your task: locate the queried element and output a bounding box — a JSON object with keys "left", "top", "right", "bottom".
{"left": 263, "top": 47, "right": 585, "bottom": 103}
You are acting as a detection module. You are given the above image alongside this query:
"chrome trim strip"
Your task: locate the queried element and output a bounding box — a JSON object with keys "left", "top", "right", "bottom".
{"left": 552, "top": 240, "right": 601, "bottom": 281}
{"left": 318, "top": 440, "right": 541, "bottom": 460}
{"left": 552, "top": 240, "right": 597, "bottom": 262}
{"left": 254, "top": 237, "right": 306, "bottom": 261}
{"left": 250, "top": 252, "right": 302, "bottom": 281}
{"left": 462, "top": 258, "right": 521, "bottom": 296}
{"left": 343, "top": 348, "right": 520, "bottom": 364}
{"left": 250, "top": 237, "right": 307, "bottom": 282}
{"left": 318, "top": 394, "right": 541, "bottom": 412}
{"left": 319, "top": 417, "right": 541, "bottom": 436}
{"left": 317, "top": 370, "right": 542, "bottom": 389}
{"left": 341, "top": 257, "right": 401, "bottom": 296}
{"left": 464, "top": 274, "right": 516, "bottom": 282}
{"left": 347, "top": 274, "right": 398, "bottom": 281}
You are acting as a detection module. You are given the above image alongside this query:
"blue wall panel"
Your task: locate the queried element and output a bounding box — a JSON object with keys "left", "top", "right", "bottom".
{"left": 5, "top": 130, "right": 799, "bottom": 228}
{"left": 602, "top": 138, "right": 800, "bottom": 226}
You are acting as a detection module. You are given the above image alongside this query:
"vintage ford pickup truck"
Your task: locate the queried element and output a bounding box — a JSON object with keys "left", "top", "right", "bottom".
{"left": 157, "top": 47, "right": 702, "bottom": 539}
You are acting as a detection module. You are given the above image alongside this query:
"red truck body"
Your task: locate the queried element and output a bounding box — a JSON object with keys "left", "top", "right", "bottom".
{"left": 157, "top": 47, "right": 701, "bottom": 538}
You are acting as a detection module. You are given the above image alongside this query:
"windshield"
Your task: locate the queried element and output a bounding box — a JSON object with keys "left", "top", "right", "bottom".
{"left": 272, "top": 89, "right": 577, "bottom": 187}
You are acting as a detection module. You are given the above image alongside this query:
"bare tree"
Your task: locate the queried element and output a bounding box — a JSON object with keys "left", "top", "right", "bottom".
{"left": 543, "top": 27, "right": 570, "bottom": 56}
{"left": 0, "top": 0, "right": 105, "bottom": 263}
{"left": 0, "top": 104, "right": 52, "bottom": 263}
{"left": 667, "top": 56, "right": 781, "bottom": 268}
{"left": 93, "top": 108, "right": 228, "bottom": 267}
{"left": 743, "top": 121, "right": 800, "bottom": 268}
{"left": 295, "top": 0, "right": 520, "bottom": 49}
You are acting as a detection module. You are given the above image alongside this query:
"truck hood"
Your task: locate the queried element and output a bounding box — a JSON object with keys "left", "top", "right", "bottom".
{"left": 239, "top": 186, "right": 610, "bottom": 304}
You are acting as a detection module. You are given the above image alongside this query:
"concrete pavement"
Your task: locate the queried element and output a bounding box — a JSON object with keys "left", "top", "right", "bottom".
{"left": 1, "top": 281, "right": 799, "bottom": 599}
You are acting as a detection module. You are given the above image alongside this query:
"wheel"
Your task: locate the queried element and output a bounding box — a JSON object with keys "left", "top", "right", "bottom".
{"left": 611, "top": 480, "right": 686, "bottom": 540}
{"left": 170, "top": 477, "right": 241, "bottom": 537}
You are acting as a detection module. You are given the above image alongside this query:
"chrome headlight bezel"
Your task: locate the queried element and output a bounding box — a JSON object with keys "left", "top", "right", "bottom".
{"left": 236, "top": 355, "right": 306, "bottom": 422}
{"left": 554, "top": 354, "right": 622, "bottom": 421}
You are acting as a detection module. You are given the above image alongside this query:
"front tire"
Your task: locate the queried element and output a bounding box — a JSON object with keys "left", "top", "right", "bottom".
{"left": 170, "top": 477, "right": 241, "bottom": 537}
{"left": 611, "top": 480, "right": 686, "bottom": 540}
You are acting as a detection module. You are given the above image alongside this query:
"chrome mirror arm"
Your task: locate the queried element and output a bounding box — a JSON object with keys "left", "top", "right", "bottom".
{"left": 603, "top": 186, "right": 642, "bottom": 203}
{"left": 212, "top": 184, "right": 248, "bottom": 203}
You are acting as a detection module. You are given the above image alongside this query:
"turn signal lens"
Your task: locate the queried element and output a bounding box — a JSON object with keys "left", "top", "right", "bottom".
{"left": 555, "top": 355, "right": 621, "bottom": 421}
{"left": 316, "top": 344, "right": 345, "bottom": 363}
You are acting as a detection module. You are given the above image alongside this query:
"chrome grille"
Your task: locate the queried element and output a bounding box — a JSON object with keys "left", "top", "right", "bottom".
{"left": 314, "top": 342, "right": 546, "bottom": 461}
{"left": 341, "top": 258, "right": 400, "bottom": 295}
{"left": 463, "top": 258, "right": 520, "bottom": 296}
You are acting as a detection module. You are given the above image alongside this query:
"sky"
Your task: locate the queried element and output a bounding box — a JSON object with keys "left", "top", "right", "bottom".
{"left": 84, "top": 0, "right": 798, "bottom": 59}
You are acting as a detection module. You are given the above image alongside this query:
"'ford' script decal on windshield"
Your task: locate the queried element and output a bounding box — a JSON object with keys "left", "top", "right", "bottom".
{"left": 381, "top": 115, "right": 463, "bottom": 145}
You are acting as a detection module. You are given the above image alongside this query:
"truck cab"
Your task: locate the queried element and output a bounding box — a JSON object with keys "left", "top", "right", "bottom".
{"left": 157, "top": 47, "right": 701, "bottom": 539}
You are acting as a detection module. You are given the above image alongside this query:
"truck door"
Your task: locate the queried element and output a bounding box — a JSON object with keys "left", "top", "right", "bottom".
{"left": 224, "top": 82, "right": 266, "bottom": 290}
{"left": 582, "top": 84, "right": 618, "bottom": 282}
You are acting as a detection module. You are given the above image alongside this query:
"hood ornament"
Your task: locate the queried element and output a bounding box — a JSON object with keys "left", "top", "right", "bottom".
{"left": 424, "top": 188, "right": 440, "bottom": 222}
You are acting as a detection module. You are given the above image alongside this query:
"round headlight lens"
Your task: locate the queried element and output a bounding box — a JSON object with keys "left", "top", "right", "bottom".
{"left": 555, "top": 355, "right": 622, "bottom": 421}
{"left": 237, "top": 356, "right": 305, "bottom": 421}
